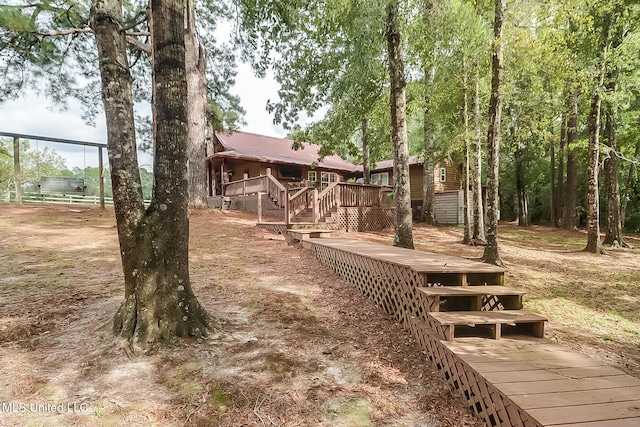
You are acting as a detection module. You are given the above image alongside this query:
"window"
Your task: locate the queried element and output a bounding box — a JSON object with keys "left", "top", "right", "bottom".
{"left": 439, "top": 168, "right": 447, "bottom": 182}
{"left": 278, "top": 165, "right": 302, "bottom": 179}
{"left": 308, "top": 171, "right": 317, "bottom": 182}
{"left": 370, "top": 172, "right": 389, "bottom": 186}
{"left": 320, "top": 172, "right": 338, "bottom": 190}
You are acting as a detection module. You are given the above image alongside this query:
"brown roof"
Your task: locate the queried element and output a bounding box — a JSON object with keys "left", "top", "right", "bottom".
{"left": 210, "top": 130, "right": 358, "bottom": 172}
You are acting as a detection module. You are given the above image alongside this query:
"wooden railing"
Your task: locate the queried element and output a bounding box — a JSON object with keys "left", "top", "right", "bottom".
{"left": 288, "top": 187, "right": 315, "bottom": 218}
{"left": 222, "top": 175, "right": 286, "bottom": 208}
{"left": 317, "top": 182, "right": 340, "bottom": 220}
{"left": 223, "top": 175, "right": 392, "bottom": 223}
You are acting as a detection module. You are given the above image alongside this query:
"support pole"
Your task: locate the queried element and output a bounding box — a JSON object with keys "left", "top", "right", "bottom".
{"left": 13, "top": 137, "right": 21, "bottom": 204}
{"left": 257, "top": 191, "right": 263, "bottom": 223}
{"left": 284, "top": 188, "right": 290, "bottom": 225}
{"left": 312, "top": 188, "right": 319, "bottom": 223}
{"left": 98, "top": 147, "right": 105, "bottom": 209}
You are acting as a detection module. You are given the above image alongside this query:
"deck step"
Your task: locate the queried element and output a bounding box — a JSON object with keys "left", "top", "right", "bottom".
{"left": 417, "top": 285, "right": 524, "bottom": 312}
{"left": 428, "top": 310, "right": 547, "bottom": 341}
{"left": 287, "top": 229, "right": 332, "bottom": 240}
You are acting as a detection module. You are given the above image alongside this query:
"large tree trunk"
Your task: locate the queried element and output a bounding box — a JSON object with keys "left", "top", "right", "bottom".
{"left": 362, "top": 117, "right": 371, "bottom": 184}
{"left": 92, "top": 0, "right": 209, "bottom": 353}
{"left": 471, "top": 64, "right": 486, "bottom": 245}
{"left": 602, "top": 88, "right": 627, "bottom": 247}
{"left": 482, "top": 0, "right": 505, "bottom": 266}
{"left": 563, "top": 91, "right": 578, "bottom": 230}
{"left": 462, "top": 57, "right": 471, "bottom": 243}
{"left": 386, "top": 0, "right": 414, "bottom": 249}
{"left": 421, "top": 66, "right": 436, "bottom": 225}
{"left": 185, "top": 0, "right": 208, "bottom": 208}
{"left": 585, "top": 58, "right": 607, "bottom": 254}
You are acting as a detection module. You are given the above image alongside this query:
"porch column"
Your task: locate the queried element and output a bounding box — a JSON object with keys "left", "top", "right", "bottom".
{"left": 257, "top": 191, "right": 263, "bottom": 223}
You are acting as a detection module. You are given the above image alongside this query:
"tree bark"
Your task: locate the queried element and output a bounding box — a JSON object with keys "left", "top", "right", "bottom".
{"left": 515, "top": 145, "right": 530, "bottom": 226}
{"left": 362, "top": 117, "right": 371, "bottom": 184}
{"left": 555, "top": 114, "right": 566, "bottom": 227}
{"left": 185, "top": 0, "right": 208, "bottom": 208}
{"left": 585, "top": 55, "right": 607, "bottom": 254}
{"left": 602, "top": 85, "right": 627, "bottom": 247}
{"left": 462, "top": 57, "right": 471, "bottom": 243}
{"left": 421, "top": 66, "right": 436, "bottom": 225}
{"left": 386, "top": 0, "right": 414, "bottom": 249}
{"left": 471, "top": 63, "right": 486, "bottom": 245}
{"left": 563, "top": 91, "right": 578, "bottom": 230}
{"left": 92, "top": 0, "right": 209, "bottom": 353}
{"left": 550, "top": 135, "right": 555, "bottom": 226}
{"left": 482, "top": 0, "right": 505, "bottom": 266}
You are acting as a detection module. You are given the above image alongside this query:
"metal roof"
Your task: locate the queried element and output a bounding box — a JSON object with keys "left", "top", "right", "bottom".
{"left": 370, "top": 156, "right": 423, "bottom": 171}
{"left": 209, "top": 130, "right": 359, "bottom": 172}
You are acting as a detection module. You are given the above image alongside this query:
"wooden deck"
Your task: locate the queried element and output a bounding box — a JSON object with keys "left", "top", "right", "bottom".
{"left": 296, "top": 235, "right": 640, "bottom": 426}
{"left": 447, "top": 338, "right": 640, "bottom": 426}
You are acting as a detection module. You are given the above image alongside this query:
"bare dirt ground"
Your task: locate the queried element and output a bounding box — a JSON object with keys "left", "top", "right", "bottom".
{"left": 0, "top": 205, "right": 483, "bottom": 427}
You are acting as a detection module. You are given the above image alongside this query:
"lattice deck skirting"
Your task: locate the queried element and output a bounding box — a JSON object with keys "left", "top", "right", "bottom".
{"left": 302, "top": 238, "right": 535, "bottom": 427}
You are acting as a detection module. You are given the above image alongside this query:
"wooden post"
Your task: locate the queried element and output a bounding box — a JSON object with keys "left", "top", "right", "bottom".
{"left": 13, "top": 137, "right": 21, "bottom": 204}
{"left": 312, "top": 188, "right": 319, "bottom": 223}
{"left": 266, "top": 167, "right": 271, "bottom": 176}
{"left": 98, "top": 146, "right": 105, "bottom": 209}
{"left": 335, "top": 184, "right": 341, "bottom": 208}
{"left": 257, "top": 191, "right": 263, "bottom": 223}
{"left": 378, "top": 187, "right": 383, "bottom": 207}
{"left": 243, "top": 173, "right": 248, "bottom": 195}
{"left": 284, "top": 188, "right": 290, "bottom": 225}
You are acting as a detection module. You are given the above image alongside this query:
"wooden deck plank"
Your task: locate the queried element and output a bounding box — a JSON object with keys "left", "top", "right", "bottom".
{"left": 495, "top": 375, "right": 640, "bottom": 395}
{"left": 307, "top": 238, "right": 505, "bottom": 274}
{"left": 417, "top": 285, "right": 525, "bottom": 296}
{"left": 429, "top": 310, "right": 547, "bottom": 325}
{"left": 551, "top": 419, "right": 640, "bottom": 427}
{"left": 510, "top": 386, "right": 640, "bottom": 409}
{"left": 527, "top": 400, "right": 640, "bottom": 425}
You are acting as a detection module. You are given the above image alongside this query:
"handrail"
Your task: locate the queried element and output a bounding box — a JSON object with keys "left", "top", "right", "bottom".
{"left": 288, "top": 186, "right": 314, "bottom": 218}
{"left": 222, "top": 174, "right": 287, "bottom": 208}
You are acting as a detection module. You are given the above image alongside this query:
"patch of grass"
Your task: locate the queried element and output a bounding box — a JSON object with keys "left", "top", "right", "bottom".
{"left": 325, "top": 397, "right": 373, "bottom": 427}
{"left": 210, "top": 389, "right": 230, "bottom": 414}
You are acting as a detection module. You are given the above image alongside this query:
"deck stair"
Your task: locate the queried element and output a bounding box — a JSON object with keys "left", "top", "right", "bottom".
{"left": 418, "top": 284, "right": 546, "bottom": 341}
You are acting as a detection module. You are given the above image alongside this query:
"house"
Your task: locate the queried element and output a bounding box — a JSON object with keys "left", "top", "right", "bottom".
{"left": 206, "top": 130, "right": 358, "bottom": 196}
{"left": 205, "top": 130, "right": 463, "bottom": 227}
{"left": 368, "top": 156, "right": 464, "bottom": 224}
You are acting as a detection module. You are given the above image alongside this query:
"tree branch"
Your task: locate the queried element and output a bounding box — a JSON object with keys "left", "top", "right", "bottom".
{"left": 126, "top": 35, "right": 151, "bottom": 53}
{"left": 35, "top": 28, "right": 92, "bottom": 37}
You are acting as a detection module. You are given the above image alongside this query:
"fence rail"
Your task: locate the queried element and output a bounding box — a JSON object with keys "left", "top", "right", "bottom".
{"left": 3, "top": 192, "right": 151, "bottom": 206}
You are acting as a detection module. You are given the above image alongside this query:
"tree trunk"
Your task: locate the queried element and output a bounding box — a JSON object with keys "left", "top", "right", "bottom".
{"left": 471, "top": 64, "right": 486, "bottom": 245}
{"left": 602, "top": 86, "right": 627, "bottom": 247}
{"left": 621, "top": 141, "right": 639, "bottom": 230}
{"left": 362, "top": 117, "right": 371, "bottom": 184}
{"left": 91, "top": 0, "right": 209, "bottom": 353}
{"left": 550, "top": 136, "right": 555, "bottom": 226}
{"left": 462, "top": 57, "right": 471, "bottom": 243}
{"left": 555, "top": 114, "right": 566, "bottom": 227}
{"left": 585, "top": 56, "right": 607, "bottom": 254}
{"left": 515, "top": 146, "right": 530, "bottom": 226}
{"left": 421, "top": 66, "right": 436, "bottom": 225}
{"left": 482, "top": 0, "right": 505, "bottom": 266}
{"left": 563, "top": 91, "right": 578, "bottom": 230}
{"left": 185, "top": 0, "right": 208, "bottom": 208}
{"left": 386, "top": 0, "right": 414, "bottom": 249}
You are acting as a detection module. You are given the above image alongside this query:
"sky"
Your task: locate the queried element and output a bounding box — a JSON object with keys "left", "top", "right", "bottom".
{"left": 0, "top": 62, "right": 287, "bottom": 170}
